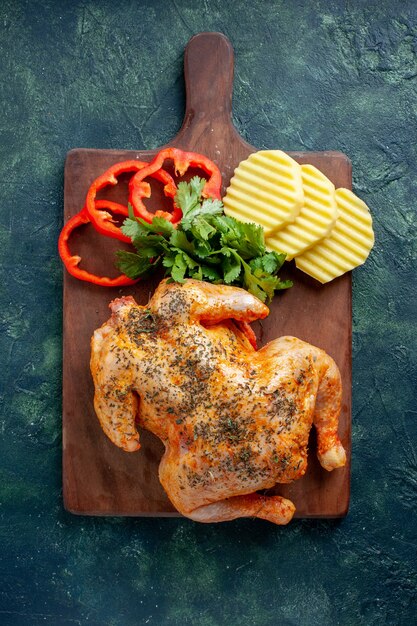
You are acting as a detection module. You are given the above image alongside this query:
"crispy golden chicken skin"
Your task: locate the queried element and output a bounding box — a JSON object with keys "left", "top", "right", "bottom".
{"left": 90, "top": 279, "right": 346, "bottom": 525}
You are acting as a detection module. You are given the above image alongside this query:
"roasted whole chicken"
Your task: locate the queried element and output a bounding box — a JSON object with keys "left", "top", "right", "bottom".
{"left": 91, "top": 279, "right": 346, "bottom": 525}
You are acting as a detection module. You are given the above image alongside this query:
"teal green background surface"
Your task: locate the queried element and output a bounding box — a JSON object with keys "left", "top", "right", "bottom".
{"left": 1, "top": 1, "right": 416, "bottom": 624}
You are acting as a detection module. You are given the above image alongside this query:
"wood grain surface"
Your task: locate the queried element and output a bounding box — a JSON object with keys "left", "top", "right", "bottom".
{"left": 62, "top": 32, "right": 351, "bottom": 518}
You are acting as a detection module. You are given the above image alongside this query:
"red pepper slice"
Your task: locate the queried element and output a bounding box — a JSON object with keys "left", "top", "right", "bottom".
{"left": 85, "top": 160, "right": 178, "bottom": 241}
{"left": 58, "top": 202, "right": 139, "bottom": 287}
{"left": 129, "top": 147, "right": 222, "bottom": 224}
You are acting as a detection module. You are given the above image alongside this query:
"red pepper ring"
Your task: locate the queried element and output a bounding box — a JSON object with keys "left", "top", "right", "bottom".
{"left": 58, "top": 204, "right": 139, "bottom": 287}
{"left": 85, "top": 160, "right": 178, "bottom": 241}
{"left": 129, "top": 147, "right": 222, "bottom": 224}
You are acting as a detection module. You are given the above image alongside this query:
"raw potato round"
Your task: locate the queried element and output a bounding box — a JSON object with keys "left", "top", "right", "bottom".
{"left": 223, "top": 150, "right": 304, "bottom": 235}
{"left": 266, "top": 164, "right": 338, "bottom": 260}
{"left": 295, "top": 188, "right": 375, "bottom": 283}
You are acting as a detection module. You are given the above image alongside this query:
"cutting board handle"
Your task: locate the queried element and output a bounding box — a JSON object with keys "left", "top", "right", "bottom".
{"left": 172, "top": 32, "right": 246, "bottom": 155}
{"left": 184, "top": 32, "right": 234, "bottom": 120}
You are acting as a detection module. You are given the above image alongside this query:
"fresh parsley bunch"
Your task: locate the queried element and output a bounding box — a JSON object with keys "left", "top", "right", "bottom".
{"left": 116, "top": 176, "right": 292, "bottom": 302}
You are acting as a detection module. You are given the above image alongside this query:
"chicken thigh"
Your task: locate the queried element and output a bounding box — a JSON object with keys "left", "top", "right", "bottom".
{"left": 91, "top": 279, "right": 346, "bottom": 525}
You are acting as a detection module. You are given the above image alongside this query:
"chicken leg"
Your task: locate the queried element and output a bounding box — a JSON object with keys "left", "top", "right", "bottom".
{"left": 187, "top": 493, "right": 296, "bottom": 525}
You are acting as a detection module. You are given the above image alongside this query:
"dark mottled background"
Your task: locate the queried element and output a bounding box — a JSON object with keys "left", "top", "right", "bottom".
{"left": 1, "top": 0, "right": 416, "bottom": 624}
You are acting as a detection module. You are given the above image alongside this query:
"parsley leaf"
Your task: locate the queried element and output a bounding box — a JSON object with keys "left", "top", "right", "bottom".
{"left": 223, "top": 253, "right": 241, "bottom": 284}
{"left": 261, "top": 251, "right": 286, "bottom": 274}
{"left": 169, "top": 230, "right": 195, "bottom": 255}
{"left": 151, "top": 216, "right": 175, "bottom": 236}
{"left": 190, "top": 216, "right": 216, "bottom": 241}
{"left": 175, "top": 176, "right": 205, "bottom": 220}
{"left": 171, "top": 254, "right": 187, "bottom": 283}
{"left": 220, "top": 219, "right": 265, "bottom": 258}
{"left": 201, "top": 265, "right": 222, "bottom": 281}
{"left": 115, "top": 251, "right": 154, "bottom": 278}
{"left": 120, "top": 217, "right": 144, "bottom": 240}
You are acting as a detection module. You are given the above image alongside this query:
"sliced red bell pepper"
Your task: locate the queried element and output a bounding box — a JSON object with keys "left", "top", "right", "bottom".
{"left": 58, "top": 203, "right": 139, "bottom": 287}
{"left": 85, "top": 160, "right": 178, "bottom": 241}
{"left": 129, "top": 147, "right": 222, "bottom": 224}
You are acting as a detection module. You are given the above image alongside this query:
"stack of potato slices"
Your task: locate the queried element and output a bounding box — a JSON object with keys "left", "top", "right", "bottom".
{"left": 223, "top": 150, "right": 374, "bottom": 283}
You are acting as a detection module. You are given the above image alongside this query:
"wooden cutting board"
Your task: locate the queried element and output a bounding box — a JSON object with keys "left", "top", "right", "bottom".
{"left": 63, "top": 32, "right": 351, "bottom": 518}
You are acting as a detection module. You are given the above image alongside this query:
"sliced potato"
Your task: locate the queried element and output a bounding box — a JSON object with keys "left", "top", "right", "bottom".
{"left": 295, "top": 188, "right": 375, "bottom": 283}
{"left": 266, "top": 164, "right": 338, "bottom": 260}
{"left": 223, "top": 150, "right": 304, "bottom": 235}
